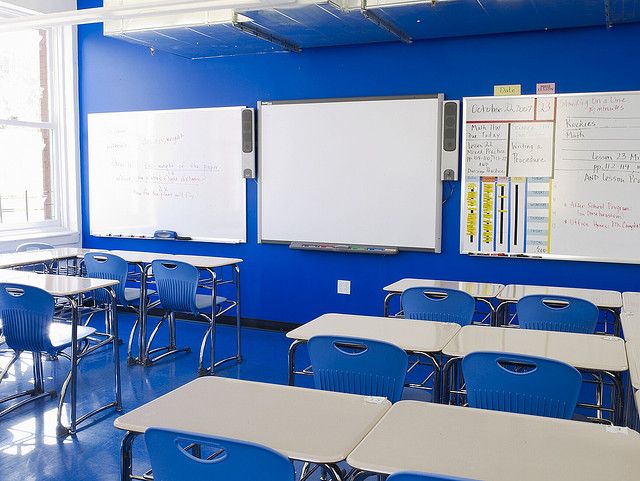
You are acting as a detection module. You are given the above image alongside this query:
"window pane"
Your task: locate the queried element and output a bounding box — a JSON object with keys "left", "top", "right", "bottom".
{"left": 0, "top": 125, "right": 55, "bottom": 225}
{"left": 0, "top": 29, "right": 49, "bottom": 123}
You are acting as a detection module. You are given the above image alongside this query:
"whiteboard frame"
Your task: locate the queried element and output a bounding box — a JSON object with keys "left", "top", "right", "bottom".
{"left": 87, "top": 105, "right": 249, "bottom": 244}
{"left": 460, "top": 89, "right": 640, "bottom": 265}
{"left": 256, "top": 94, "right": 444, "bottom": 252}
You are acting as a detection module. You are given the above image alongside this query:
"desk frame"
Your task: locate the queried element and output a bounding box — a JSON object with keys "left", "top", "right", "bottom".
{"left": 55, "top": 286, "right": 122, "bottom": 436}
{"left": 134, "top": 262, "right": 242, "bottom": 374}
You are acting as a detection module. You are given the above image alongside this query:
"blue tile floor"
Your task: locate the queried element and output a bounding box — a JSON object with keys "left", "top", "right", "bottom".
{"left": 0, "top": 312, "right": 336, "bottom": 481}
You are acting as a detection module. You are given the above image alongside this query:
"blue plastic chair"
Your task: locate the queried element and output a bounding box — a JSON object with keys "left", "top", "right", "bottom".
{"left": 307, "top": 335, "right": 408, "bottom": 403}
{"left": 401, "top": 287, "right": 475, "bottom": 326}
{"left": 462, "top": 351, "right": 581, "bottom": 419}
{"left": 15, "top": 242, "right": 54, "bottom": 252}
{"left": 0, "top": 283, "right": 95, "bottom": 418}
{"left": 388, "top": 472, "right": 478, "bottom": 481}
{"left": 14, "top": 242, "right": 55, "bottom": 273}
{"left": 149, "top": 260, "right": 226, "bottom": 375}
{"left": 517, "top": 295, "right": 599, "bottom": 334}
{"left": 145, "top": 428, "right": 295, "bottom": 481}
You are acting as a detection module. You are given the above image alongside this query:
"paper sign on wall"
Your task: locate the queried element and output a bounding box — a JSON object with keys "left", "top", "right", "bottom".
{"left": 508, "top": 122, "right": 555, "bottom": 177}
{"left": 494, "top": 84, "right": 522, "bottom": 96}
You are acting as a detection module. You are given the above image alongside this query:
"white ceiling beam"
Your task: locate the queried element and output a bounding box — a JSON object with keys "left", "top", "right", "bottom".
{"left": 0, "top": 0, "right": 298, "bottom": 32}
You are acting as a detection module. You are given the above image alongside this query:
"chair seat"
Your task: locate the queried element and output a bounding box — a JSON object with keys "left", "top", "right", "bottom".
{"left": 124, "top": 288, "right": 156, "bottom": 303}
{"left": 124, "top": 287, "right": 140, "bottom": 302}
{"left": 195, "top": 294, "right": 227, "bottom": 312}
{"left": 49, "top": 322, "right": 96, "bottom": 351}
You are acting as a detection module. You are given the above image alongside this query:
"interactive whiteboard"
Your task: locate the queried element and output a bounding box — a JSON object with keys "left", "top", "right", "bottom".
{"left": 460, "top": 91, "right": 640, "bottom": 264}
{"left": 88, "top": 107, "right": 249, "bottom": 243}
{"left": 258, "top": 95, "right": 443, "bottom": 251}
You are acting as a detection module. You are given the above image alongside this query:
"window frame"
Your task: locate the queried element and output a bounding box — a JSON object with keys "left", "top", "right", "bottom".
{"left": 0, "top": 4, "right": 80, "bottom": 250}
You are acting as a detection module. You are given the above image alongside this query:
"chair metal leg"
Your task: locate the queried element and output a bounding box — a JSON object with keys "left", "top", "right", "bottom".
{"left": 127, "top": 315, "right": 140, "bottom": 366}
{"left": 0, "top": 351, "right": 56, "bottom": 419}
{"left": 144, "top": 312, "right": 191, "bottom": 366}
{"left": 168, "top": 312, "right": 176, "bottom": 350}
{"left": 0, "top": 351, "right": 20, "bottom": 381}
{"left": 198, "top": 324, "right": 213, "bottom": 376}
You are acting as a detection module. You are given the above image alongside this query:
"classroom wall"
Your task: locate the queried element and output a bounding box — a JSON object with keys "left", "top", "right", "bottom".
{"left": 77, "top": 0, "right": 640, "bottom": 325}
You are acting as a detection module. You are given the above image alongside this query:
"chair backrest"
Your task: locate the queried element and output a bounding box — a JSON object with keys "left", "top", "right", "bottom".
{"left": 517, "top": 294, "right": 599, "bottom": 334}
{"left": 401, "top": 287, "right": 475, "bottom": 326}
{"left": 0, "top": 283, "right": 55, "bottom": 354}
{"left": 145, "top": 428, "right": 295, "bottom": 481}
{"left": 151, "top": 260, "right": 200, "bottom": 314}
{"left": 308, "top": 335, "right": 408, "bottom": 403}
{"left": 388, "top": 472, "right": 478, "bottom": 481}
{"left": 84, "top": 252, "right": 129, "bottom": 305}
{"left": 15, "top": 242, "right": 54, "bottom": 252}
{"left": 462, "top": 351, "right": 581, "bottom": 419}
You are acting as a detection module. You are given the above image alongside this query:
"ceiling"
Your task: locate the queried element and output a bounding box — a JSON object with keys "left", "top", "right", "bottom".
{"left": 103, "top": 0, "right": 640, "bottom": 59}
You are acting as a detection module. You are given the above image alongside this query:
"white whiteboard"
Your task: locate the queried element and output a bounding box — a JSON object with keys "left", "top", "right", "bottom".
{"left": 259, "top": 96, "right": 443, "bottom": 251}
{"left": 88, "top": 107, "right": 248, "bottom": 243}
{"left": 460, "top": 91, "right": 640, "bottom": 264}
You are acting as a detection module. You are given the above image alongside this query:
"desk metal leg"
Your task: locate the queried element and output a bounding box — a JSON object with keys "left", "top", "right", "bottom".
{"left": 441, "top": 356, "right": 462, "bottom": 405}
{"left": 477, "top": 298, "right": 496, "bottom": 326}
{"left": 120, "top": 431, "right": 138, "bottom": 481}
{"left": 234, "top": 264, "right": 242, "bottom": 362}
{"left": 138, "top": 264, "right": 151, "bottom": 366}
{"left": 56, "top": 287, "right": 121, "bottom": 436}
{"left": 110, "top": 287, "right": 123, "bottom": 411}
{"left": 56, "top": 295, "right": 79, "bottom": 436}
{"left": 406, "top": 351, "right": 441, "bottom": 403}
{"left": 288, "top": 339, "right": 305, "bottom": 386}
{"left": 383, "top": 293, "right": 399, "bottom": 317}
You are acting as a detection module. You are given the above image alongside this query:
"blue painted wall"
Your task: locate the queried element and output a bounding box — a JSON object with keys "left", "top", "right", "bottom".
{"left": 77, "top": 1, "right": 640, "bottom": 325}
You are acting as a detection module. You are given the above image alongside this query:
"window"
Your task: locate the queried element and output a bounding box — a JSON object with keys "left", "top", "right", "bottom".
{"left": 0, "top": 6, "right": 79, "bottom": 247}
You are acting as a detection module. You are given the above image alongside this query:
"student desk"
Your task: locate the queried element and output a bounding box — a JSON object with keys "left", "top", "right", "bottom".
{"left": 627, "top": 340, "right": 640, "bottom": 391}
{"left": 101, "top": 250, "right": 242, "bottom": 372}
{"left": 497, "top": 283, "right": 623, "bottom": 334}
{"left": 0, "top": 247, "right": 90, "bottom": 273}
{"left": 286, "top": 313, "right": 461, "bottom": 401}
{"left": 0, "top": 268, "right": 121, "bottom": 436}
{"left": 383, "top": 278, "right": 504, "bottom": 325}
{"left": 624, "top": 340, "right": 640, "bottom": 428}
{"left": 346, "top": 401, "right": 640, "bottom": 481}
{"left": 622, "top": 292, "right": 640, "bottom": 341}
{"left": 441, "top": 325, "right": 628, "bottom": 424}
{"left": 114, "top": 376, "right": 391, "bottom": 481}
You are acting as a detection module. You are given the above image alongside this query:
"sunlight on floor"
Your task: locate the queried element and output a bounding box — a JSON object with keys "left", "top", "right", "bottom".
{"left": 0, "top": 408, "right": 71, "bottom": 456}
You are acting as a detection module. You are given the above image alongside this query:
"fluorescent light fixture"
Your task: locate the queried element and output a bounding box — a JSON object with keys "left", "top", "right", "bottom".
{"left": 0, "top": 0, "right": 298, "bottom": 33}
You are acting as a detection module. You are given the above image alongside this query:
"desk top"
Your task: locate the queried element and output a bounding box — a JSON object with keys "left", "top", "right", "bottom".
{"left": 626, "top": 340, "right": 640, "bottom": 390}
{"left": 497, "top": 284, "right": 622, "bottom": 308}
{"left": 347, "top": 401, "right": 640, "bottom": 481}
{"left": 96, "top": 250, "right": 242, "bottom": 269}
{"left": 622, "top": 293, "right": 640, "bottom": 341}
{"left": 114, "top": 377, "right": 390, "bottom": 464}
{"left": 383, "top": 278, "right": 504, "bottom": 299}
{"left": 287, "top": 313, "right": 461, "bottom": 353}
{"left": 621, "top": 313, "right": 640, "bottom": 342}
{"left": 0, "top": 268, "right": 117, "bottom": 296}
{"left": 442, "top": 325, "right": 628, "bottom": 372}
{"left": 0, "top": 247, "right": 90, "bottom": 269}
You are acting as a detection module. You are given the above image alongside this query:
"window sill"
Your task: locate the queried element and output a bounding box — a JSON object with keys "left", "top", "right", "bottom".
{"left": 0, "top": 229, "right": 80, "bottom": 253}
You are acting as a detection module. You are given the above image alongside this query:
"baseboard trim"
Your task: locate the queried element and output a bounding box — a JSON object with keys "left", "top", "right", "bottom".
{"left": 145, "top": 307, "right": 299, "bottom": 332}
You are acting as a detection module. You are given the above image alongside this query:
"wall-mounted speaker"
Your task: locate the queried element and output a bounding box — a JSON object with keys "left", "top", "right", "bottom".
{"left": 441, "top": 100, "right": 459, "bottom": 181}
{"left": 241, "top": 108, "right": 256, "bottom": 179}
